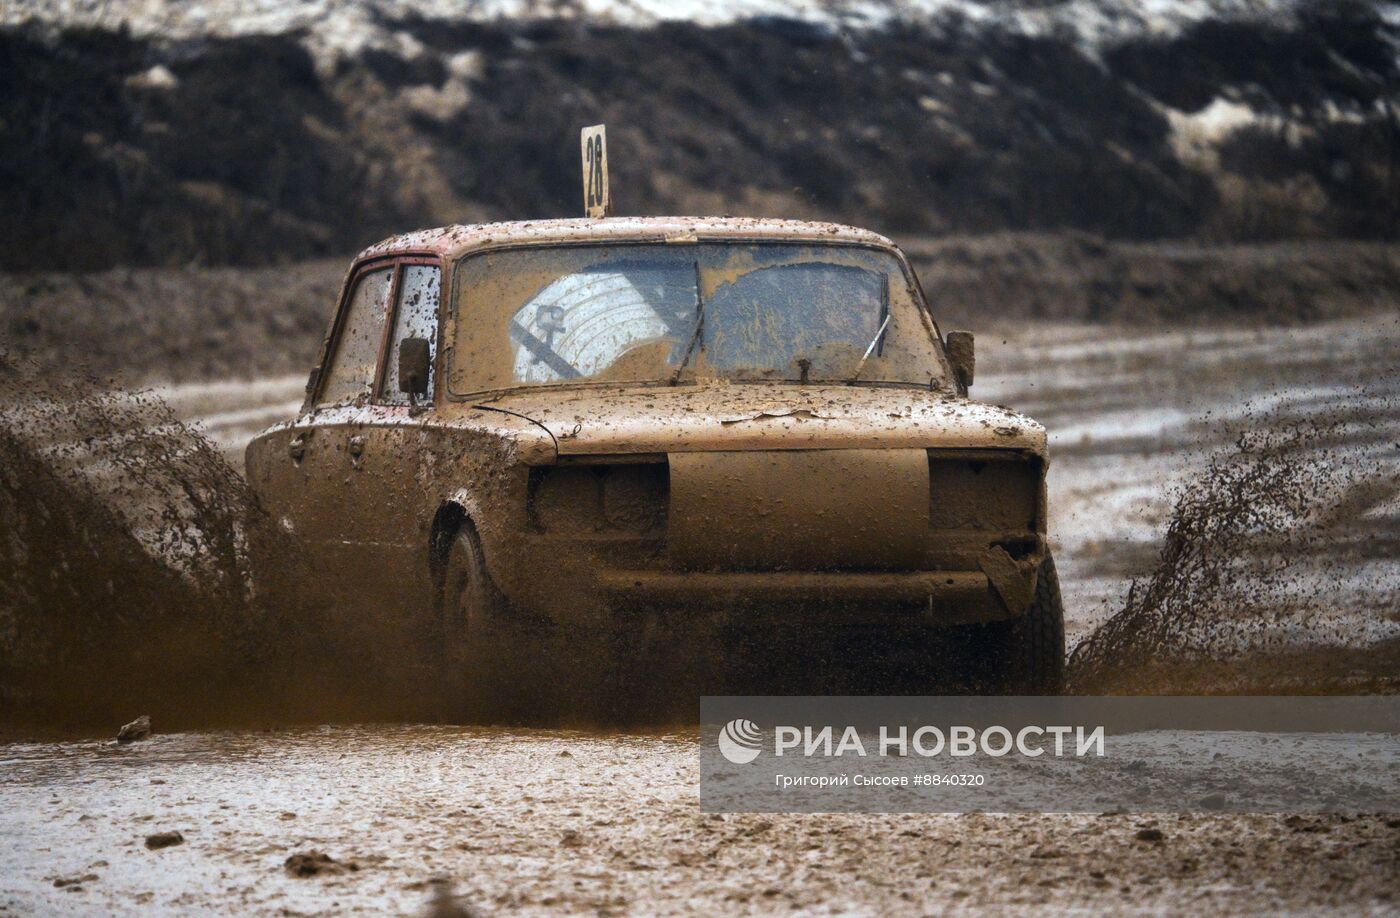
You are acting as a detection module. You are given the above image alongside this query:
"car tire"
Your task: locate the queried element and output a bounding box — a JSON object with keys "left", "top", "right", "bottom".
{"left": 979, "top": 555, "right": 1066, "bottom": 694}
{"left": 438, "top": 523, "right": 507, "bottom": 649}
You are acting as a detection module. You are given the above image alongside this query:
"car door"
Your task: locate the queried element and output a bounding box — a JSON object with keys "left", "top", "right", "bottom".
{"left": 245, "top": 254, "right": 445, "bottom": 667}
{"left": 359, "top": 259, "right": 444, "bottom": 568}
{"left": 267, "top": 256, "right": 441, "bottom": 573}
{"left": 262, "top": 260, "right": 395, "bottom": 563}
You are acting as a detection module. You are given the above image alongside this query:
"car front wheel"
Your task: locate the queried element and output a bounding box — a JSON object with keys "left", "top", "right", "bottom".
{"left": 970, "top": 555, "right": 1066, "bottom": 694}
{"left": 438, "top": 523, "right": 507, "bottom": 649}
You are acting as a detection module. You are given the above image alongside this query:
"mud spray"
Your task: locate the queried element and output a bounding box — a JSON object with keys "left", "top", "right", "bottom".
{"left": 1068, "top": 395, "right": 1400, "bottom": 695}
{"left": 0, "top": 356, "right": 375, "bottom": 728}
{"left": 2, "top": 362, "right": 1395, "bottom": 730}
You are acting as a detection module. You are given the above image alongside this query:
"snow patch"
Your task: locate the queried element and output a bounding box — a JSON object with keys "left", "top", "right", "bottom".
{"left": 124, "top": 63, "right": 179, "bottom": 91}
{"left": 1, "top": 0, "right": 1319, "bottom": 71}
{"left": 1166, "top": 96, "right": 1259, "bottom": 164}
{"left": 401, "top": 79, "right": 473, "bottom": 121}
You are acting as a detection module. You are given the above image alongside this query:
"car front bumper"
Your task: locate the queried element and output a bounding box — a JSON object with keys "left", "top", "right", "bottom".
{"left": 595, "top": 567, "right": 1025, "bottom": 625}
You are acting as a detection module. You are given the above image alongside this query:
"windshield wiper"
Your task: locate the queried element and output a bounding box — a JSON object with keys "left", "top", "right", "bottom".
{"left": 847, "top": 312, "right": 892, "bottom": 384}
{"left": 669, "top": 262, "right": 705, "bottom": 385}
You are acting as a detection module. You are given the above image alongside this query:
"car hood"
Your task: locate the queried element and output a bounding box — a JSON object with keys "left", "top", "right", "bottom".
{"left": 471, "top": 383, "right": 1045, "bottom": 456}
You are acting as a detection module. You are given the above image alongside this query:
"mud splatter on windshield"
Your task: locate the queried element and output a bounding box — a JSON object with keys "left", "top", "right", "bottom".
{"left": 452, "top": 242, "right": 947, "bottom": 393}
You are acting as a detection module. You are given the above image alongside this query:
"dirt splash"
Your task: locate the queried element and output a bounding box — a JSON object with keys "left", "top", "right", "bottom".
{"left": 0, "top": 355, "right": 365, "bottom": 728}
{"left": 1068, "top": 400, "right": 1400, "bottom": 695}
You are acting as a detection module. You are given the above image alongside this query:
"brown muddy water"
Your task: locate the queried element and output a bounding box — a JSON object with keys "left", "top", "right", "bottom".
{"left": 2, "top": 314, "right": 1398, "bottom": 913}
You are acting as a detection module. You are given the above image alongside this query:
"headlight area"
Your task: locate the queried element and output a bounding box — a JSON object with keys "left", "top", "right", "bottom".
{"left": 926, "top": 448, "right": 1045, "bottom": 568}
{"left": 927, "top": 448, "right": 1042, "bottom": 534}
{"left": 526, "top": 458, "right": 669, "bottom": 536}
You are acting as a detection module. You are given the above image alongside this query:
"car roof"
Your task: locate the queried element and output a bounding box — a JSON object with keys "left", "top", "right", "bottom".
{"left": 356, "top": 216, "right": 897, "bottom": 262}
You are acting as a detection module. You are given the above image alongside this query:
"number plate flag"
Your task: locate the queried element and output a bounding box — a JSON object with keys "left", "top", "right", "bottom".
{"left": 581, "top": 124, "right": 611, "bottom": 218}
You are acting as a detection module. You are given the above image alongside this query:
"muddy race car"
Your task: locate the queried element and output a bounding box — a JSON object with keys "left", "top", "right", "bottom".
{"left": 245, "top": 217, "right": 1064, "bottom": 693}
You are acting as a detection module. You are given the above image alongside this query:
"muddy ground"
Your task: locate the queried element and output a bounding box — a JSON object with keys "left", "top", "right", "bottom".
{"left": 2, "top": 305, "right": 1395, "bottom": 913}
{"left": 2, "top": 726, "right": 1397, "bottom": 915}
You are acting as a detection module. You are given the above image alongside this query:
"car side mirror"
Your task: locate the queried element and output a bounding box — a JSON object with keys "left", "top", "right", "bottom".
{"left": 946, "top": 331, "right": 975, "bottom": 390}
{"left": 303, "top": 364, "right": 321, "bottom": 401}
{"left": 398, "top": 338, "right": 431, "bottom": 397}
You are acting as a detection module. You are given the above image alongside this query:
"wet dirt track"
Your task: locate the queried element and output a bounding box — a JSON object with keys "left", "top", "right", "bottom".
{"left": 2, "top": 727, "right": 1397, "bottom": 916}
{"left": 977, "top": 313, "right": 1400, "bottom": 661}
{"left": 3, "top": 313, "right": 1398, "bottom": 914}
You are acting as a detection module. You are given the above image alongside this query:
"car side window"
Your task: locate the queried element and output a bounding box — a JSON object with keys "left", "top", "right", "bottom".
{"left": 379, "top": 264, "right": 441, "bottom": 405}
{"left": 318, "top": 266, "right": 393, "bottom": 405}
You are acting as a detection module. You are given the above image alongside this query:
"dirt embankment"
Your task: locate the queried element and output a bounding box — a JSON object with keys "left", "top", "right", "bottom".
{"left": 906, "top": 235, "right": 1400, "bottom": 327}
{"left": 2, "top": 2, "right": 1396, "bottom": 271}
{"left": 0, "top": 260, "right": 342, "bottom": 384}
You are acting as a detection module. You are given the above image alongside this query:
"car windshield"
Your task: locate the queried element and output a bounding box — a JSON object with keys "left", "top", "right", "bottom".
{"left": 449, "top": 242, "right": 948, "bottom": 394}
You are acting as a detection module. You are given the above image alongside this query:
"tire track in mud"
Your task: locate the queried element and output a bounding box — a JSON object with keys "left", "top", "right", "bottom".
{"left": 2, "top": 724, "right": 1393, "bottom": 915}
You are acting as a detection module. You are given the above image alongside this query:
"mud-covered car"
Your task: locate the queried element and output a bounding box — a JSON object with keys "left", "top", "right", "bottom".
{"left": 246, "top": 217, "right": 1063, "bottom": 692}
